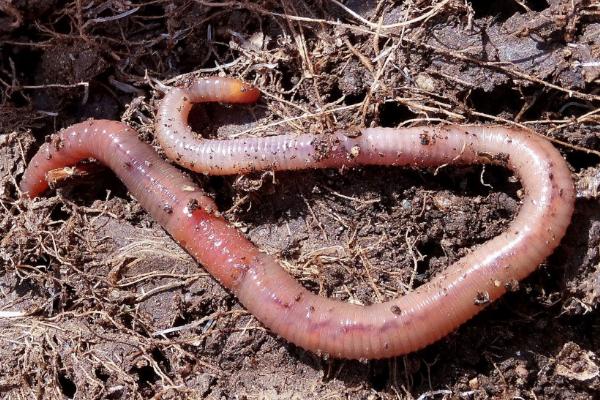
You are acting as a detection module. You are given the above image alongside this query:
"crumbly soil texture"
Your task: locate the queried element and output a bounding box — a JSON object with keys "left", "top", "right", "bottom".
{"left": 1, "top": 1, "right": 599, "bottom": 399}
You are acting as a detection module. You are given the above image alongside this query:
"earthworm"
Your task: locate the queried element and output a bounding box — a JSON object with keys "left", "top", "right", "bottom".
{"left": 21, "top": 78, "right": 575, "bottom": 360}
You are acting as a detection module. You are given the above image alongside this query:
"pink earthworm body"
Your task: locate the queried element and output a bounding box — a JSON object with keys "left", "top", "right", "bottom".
{"left": 21, "top": 77, "right": 575, "bottom": 359}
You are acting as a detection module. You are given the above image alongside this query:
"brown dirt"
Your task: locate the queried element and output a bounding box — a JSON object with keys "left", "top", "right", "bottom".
{"left": 1, "top": 0, "right": 599, "bottom": 399}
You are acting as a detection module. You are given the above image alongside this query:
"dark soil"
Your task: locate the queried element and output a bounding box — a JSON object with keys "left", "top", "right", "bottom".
{"left": 1, "top": 1, "right": 599, "bottom": 399}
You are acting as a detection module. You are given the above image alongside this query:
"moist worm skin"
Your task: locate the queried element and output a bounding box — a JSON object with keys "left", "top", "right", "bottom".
{"left": 21, "top": 85, "right": 575, "bottom": 360}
